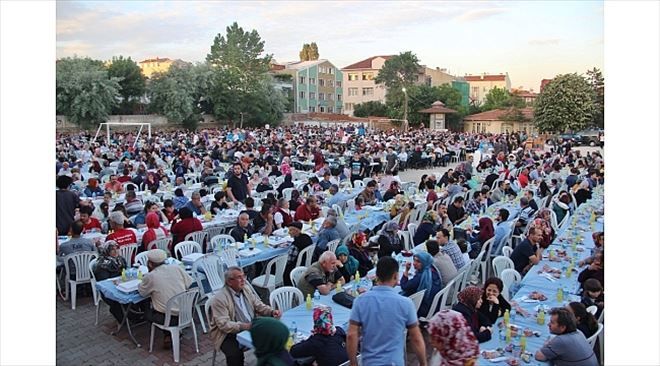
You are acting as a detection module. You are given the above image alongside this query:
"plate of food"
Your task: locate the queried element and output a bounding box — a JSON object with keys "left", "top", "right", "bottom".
{"left": 482, "top": 349, "right": 504, "bottom": 360}
{"left": 529, "top": 291, "right": 548, "bottom": 301}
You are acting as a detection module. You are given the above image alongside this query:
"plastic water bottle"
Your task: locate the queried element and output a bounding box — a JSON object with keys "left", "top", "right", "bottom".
{"left": 313, "top": 289, "right": 320, "bottom": 301}
{"left": 289, "top": 321, "right": 297, "bottom": 335}
{"left": 305, "top": 294, "right": 312, "bottom": 310}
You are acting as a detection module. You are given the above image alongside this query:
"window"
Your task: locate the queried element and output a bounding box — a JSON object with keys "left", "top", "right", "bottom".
{"left": 309, "top": 92, "right": 315, "bottom": 100}
{"left": 328, "top": 80, "right": 334, "bottom": 87}
{"left": 299, "top": 91, "right": 305, "bottom": 99}
{"left": 337, "top": 94, "right": 342, "bottom": 101}
{"left": 336, "top": 108, "right": 342, "bottom": 114}
{"left": 309, "top": 106, "right": 316, "bottom": 113}
{"left": 348, "top": 73, "right": 359, "bottom": 81}
{"left": 309, "top": 77, "right": 316, "bottom": 85}
{"left": 328, "top": 93, "right": 334, "bottom": 101}
{"left": 344, "top": 102, "right": 354, "bottom": 110}
{"left": 320, "top": 106, "right": 325, "bottom": 113}
{"left": 348, "top": 88, "right": 358, "bottom": 96}
{"left": 337, "top": 81, "right": 342, "bottom": 87}
{"left": 319, "top": 79, "right": 325, "bottom": 87}
{"left": 362, "top": 72, "right": 374, "bottom": 81}
{"left": 319, "top": 93, "right": 325, "bottom": 100}
{"left": 471, "top": 86, "right": 479, "bottom": 98}
{"left": 299, "top": 76, "right": 305, "bottom": 84}
{"left": 362, "top": 87, "right": 374, "bottom": 96}
{"left": 327, "top": 106, "right": 333, "bottom": 113}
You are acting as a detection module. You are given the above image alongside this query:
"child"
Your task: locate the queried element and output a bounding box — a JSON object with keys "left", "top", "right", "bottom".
{"left": 456, "top": 239, "right": 471, "bottom": 265}
{"left": 581, "top": 278, "right": 604, "bottom": 320}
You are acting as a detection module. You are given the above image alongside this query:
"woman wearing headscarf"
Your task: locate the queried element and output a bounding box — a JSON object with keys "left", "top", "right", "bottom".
{"left": 378, "top": 220, "right": 404, "bottom": 258}
{"left": 83, "top": 178, "right": 104, "bottom": 197}
{"left": 280, "top": 157, "right": 293, "bottom": 177}
{"left": 412, "top": 211, "right": 438, "bottom": 246}
{"left": 530, "top": 208, "right": 554, "bottom": 248}
{"left": 427, "top": 310, "right": 480, "bottom": 366}
{"left": 290, "top": 306, "right": 349, "bottom": 366}
{"left": 347, "top": 232, "right": 373, "bottom": 277}
{"left": 552, "top": 191, "right": 572, "bottom": 224}
{"left": 464, "top": 217, "right": 494, "bottom": 258}
{"left": 452, "top": 286, "right": 492, "bottom": 343}
{"left": 335, "top": 244, "right": 359, "bottom": 283}
{"left": 141, "top": 212, "right": 170, "bottom": 252}
{"left": 249, "top": 317, "right": 295, "bottom": 366}
{"left": 94, "top": 241, "right": 129, "bottom": 323}
{"left": 478, "top": 277, "right": 511, "bottom": 324}
{"left": 400, "top": 252, "right": 443, "bottom": 317}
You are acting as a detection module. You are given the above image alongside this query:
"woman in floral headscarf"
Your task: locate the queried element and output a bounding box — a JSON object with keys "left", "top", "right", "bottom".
{"left": 377, "top": 220, "right": 404, "bottom": 258}
{"left": 401, "top": 252, "right": 443, "bottom": 317}
{"left": 412, "top": 211, "right": 438, "bottom": 246}
{"left": 530, "top": 208, "right": 555, "bottom": 248}
{"left": 427, "top": 309, "right": 480, "bottom": 366}
{"left": 347, "top": 232, "right": 373, "bottom": 277}
{"left": 290, "top": 306, "right": 349, "bottom": 366}
{"left": 452, "top": 286, "right": 492, "bottom": 342}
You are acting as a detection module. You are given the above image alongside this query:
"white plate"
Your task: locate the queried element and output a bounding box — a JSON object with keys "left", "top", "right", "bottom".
{"left": 239, "top": 248, "right": 262, "bottom": 257}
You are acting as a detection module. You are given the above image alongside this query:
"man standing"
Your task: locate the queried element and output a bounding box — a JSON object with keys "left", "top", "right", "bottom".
{"left": 535, "top": 308, "right": 599, "bottom": 365}
{"left": 510, "top": 227, "right": 543, "bottom": 275}
{"left": 226, "top": 163, "right": 249, "bottom": 204}
{"left": 349, "top": 151, "right": 367, "bottom": 184}
{"left": 297, "top": 251, "right": 343, "bottom": 297}
{"left": 492, "top": 209, "right": 512, "bottom": 256}
{"left": 347, "top": 256, "right": 427, "bottom": 366}
{"left": 56, "top": 175, "right": 81, "bottom": 236}
{"left": 209, "top": 266, "right": 281, "bottom": 366}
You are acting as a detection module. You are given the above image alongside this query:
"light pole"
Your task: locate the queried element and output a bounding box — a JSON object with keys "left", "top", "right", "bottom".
{"left": 402, "top": 87, "right": 408, "bottom": 132}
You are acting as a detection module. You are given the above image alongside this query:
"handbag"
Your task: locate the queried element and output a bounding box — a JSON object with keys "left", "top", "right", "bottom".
{"left": 332, "top": 292, "right": 355, "bottom": 309}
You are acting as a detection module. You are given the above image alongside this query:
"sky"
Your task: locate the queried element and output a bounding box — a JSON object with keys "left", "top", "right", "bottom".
{"left": 56, "top": 1, "right": 604, "bottom": 91}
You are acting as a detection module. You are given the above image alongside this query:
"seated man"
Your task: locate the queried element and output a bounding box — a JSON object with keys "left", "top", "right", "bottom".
{"left": 425, "top": 240, "right": 458, "bottom": 284}
{"left": 297, "top": 251, "right": 343, "bottom": 298}
{"left": 170, "top": 207, "right": 203, "bottom": 246}
{"left": 209, "top": 266, "right": 281, "bottom": 366}
{"left": 79, "top": 206, "right": 102, "bottom": 233}
{"left": 124, "top": 190, "right": 143, "bottom": 216}
{"left": 357, "top": 180, "right": 378, "bottom": 206}
{"left": 105, "top": 211, "right": 137, "bottom": 247}
{"left": 515, "top": 197, "right": 535, "bottom": 234}
{"left": 59, "top": 220, "right": 96, "bottom": 257}
{"left": 184, "top": 191, "right": 208, "bottom": 216}
{"left": 283, "top": 221, "right": 314, "bottom": 286}
{"left": 239, "top": 197, "right": 259, "bottom": 221}
{"left": 138, "top": 249, "right": 194, "bottom": 348}
{"left": 229, "top": 212, "right": 254, "bottom": 243}
{"left": 535, "top": 307, "right": 599, "bottom": 365}
{"left": 447, "top": 196, "right": 468, "bottom": 225}
{"left": 510, "top": 227, "right": 543, "bottom": 275}
{"left": 436, "top": 228, "right": 468, "bottom": 271}
{"left": 314, "top": 216, "right": 341, "bottom": 260}
{"left": 294, "top": 196, "right": 321, "bottom": 222}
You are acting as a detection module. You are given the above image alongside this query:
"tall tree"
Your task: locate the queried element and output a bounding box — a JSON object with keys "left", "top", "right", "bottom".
{"left": 533, "top": 73, "right": 597, "bottom": 133}
{"left": 353, "top": 101, "right": 388, "bottom": 117}
{"left": 309, "top": 42, "right": 319, "bottom": 60}
{"left": 375, "top": 51, "right": 421, "bottom": 102}
{"left": 56, "top": 57, "right": 121, "bottom": 128}
{"left": 585, "top": 67, "right": 604, "bottom": 128}
{"left": 481, "top": 87, "right": 525, "bottom": 111}
{"left": 106, "top": 55, "right": 146, "bottom": 114}
{"left": 299, "top": 43, "right": 311, "bottom": 61}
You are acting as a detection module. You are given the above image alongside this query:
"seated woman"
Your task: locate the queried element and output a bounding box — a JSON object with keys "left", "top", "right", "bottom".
{"left": 277, "top": 174, "right": 294, "bottom": 198}
{"left": 353, "top": 196, "right": 365, "bottom": 211}
{"left": 94, "top": 241, "right": 130, "bottom": 323}
{"left": 209, "top": 191, "right": 229, "bottom": 214}
{"left": 288, "top": 189, "right": 304, "bottom": 212}
{"left": 465, "top": 217, "right": 494, "bottom": 258}
{"left": 532, "top": 209, "right": 555, "bottom": 248}
{"left": 249, "top": 317, "right": 295, "bottom": 366}
{"left": 377, "top": 221, "right": 404, "bottom": 258}
{"left": 347, "top": 232, "right": 373, "bottom": 277}
{"left": 412, "top": 211, "right": 438, "bottom": 246}
{"left": 567, "top": 302, "right": 599, "bottom": 338}
{"left": 581, "top": 278, "right": 604, "bottom": 320}
{"left": 452, "top": 286, "right": 493, "bottom": 343}
{"left": 83, "top": 178, "right": 104, "bottom": 197}
{"left": 478, "top": 277, "right": 511, "bottom": 324}
{"left": 400, "top": 252, "right": 443, "bottom": 317}
{"left": 335, "top": 245, "right": 359, "bottom": 283}
{"left": 427, "top": 310, "right": 480, "bottom": 366}
{"left": 290, "top": 306, "right": 349, "bottom": 366}
{"left": 573, "top": 180, "right": 592, "bottom": 206}
{"left": 141, "top": 212, "right": 170, "bottom": 252}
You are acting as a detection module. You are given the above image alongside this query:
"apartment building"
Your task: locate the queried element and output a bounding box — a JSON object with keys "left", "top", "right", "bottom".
{"left": 273, "top": 59, "right": 343, "bottom": 114}
{"left": 464, "top": 73, "right": 512, "bottom": 105}
{"left": 138, "top": 57, "right": 187, "bottom": 78}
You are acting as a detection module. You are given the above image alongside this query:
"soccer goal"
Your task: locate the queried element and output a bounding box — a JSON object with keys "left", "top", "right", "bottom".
{"left": 93, "top": 122, "right": 152, "bottom": 148}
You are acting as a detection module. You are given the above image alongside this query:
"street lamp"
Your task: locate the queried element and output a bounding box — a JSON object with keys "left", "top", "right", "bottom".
{"left": 402, "top": 87, "right": 408, "bottom": 132}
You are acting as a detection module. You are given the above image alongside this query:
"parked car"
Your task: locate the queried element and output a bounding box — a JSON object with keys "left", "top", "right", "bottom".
{"left": 545, "top": 133, "right": 583, "bottom": 145}
{"left": 577, "top": 129, "right": 603, "bottom": 146}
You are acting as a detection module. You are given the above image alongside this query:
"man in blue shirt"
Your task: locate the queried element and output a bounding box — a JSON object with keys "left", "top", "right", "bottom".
{"left": 492, "top": 209, "right": 512, "bottom": 256}
{"left": 348, "top": 257, "right": 427, "bottom": 366}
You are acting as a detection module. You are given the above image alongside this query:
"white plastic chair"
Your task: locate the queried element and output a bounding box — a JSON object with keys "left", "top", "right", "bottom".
{"left": 282, "top": 188, "right": 295, "bottom": 201}
{"left": 586, "top": 305, "right": 598, "bottom": 315}
{"left": 502, "top": 246, "right": 514, "bottom": 258}
{"left": 353, "top": 180, "right": 365, "bottom": 188}
{"left": 407, "top": 223, "right": 418, "bottom": 241}
{"left": 398, "top": 230, "right": 412, "bottom": 251}
{"left": 135, "top": 252, "right": 150, "bottom": 267}
{"left": 450, "top": 267, "right": 470, "bottom": 305}
{"left": 269, "top": 286, "right": 304, "bottom": 313}
{"left": 409, "top": 289, "right": 426, "bottom": 314}
{"left": 174, "top": 241, "right": 202, "bottom": 259}
{"left": 251, "top": 255, "right": 288, "bottom": 295}
{"left": 492, "top": 255, "right": 515, "bottom": 278}
{"left": 147, "top": 237, "right": 172, "bottom": 252}
{"left": 327, "top": 239, "right": 341, "bottom": 254}
{"left": 346, "top": 199, "right": 356, "bottom": 212}
{"left": 478, "top": 237, "right": 495, "bottom": 281}
{"left": 500, "top": 269, "right": 521, "bottom": 301}
{"left": 219, "top": 247, "right": 239, "bottom": 268}
{"left": 204, "top": 226, "right": 226, "bottom": 245}
{"left": 148, "top": 289, "right": 200, "bottom": 363}
{"left": 209, "top": 234, "right": 236, "bottom": 253}
{"left": 419, "top": 281, "right": 453, "bottom": 322}
{"left": 185, "top": 230, "right": 208, "bottom": 248}
{"left": 119, "top": 243, "right": 138, "bottom": 267}
{"left": 295, "top": 245, "right": 316, "bottom": 268}
{"left": 88, "top": 258, "right": 103, "bottom": 325}
{"left": 331, "top": 204, "right": 344, "bottom": 217}
{"left": 192, "top": 254, "right": 225, "bottom": 333}
{"left": 63, "top": 251, "right": 98, "bottom": 310}
{"left": 290, "top": 266, "right": 307, "bottom": 287}
{"left": 585, "top": 323, "right": 604, "bottom": 351}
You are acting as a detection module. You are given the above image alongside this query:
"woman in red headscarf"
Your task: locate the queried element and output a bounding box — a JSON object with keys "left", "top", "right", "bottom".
{"left": 141, "top": 212, "right": 170, "bottom": 251}
{"left": 452, "top": 286, "right": 492, "bottom": 343}
{"left": 428, "top": 309, "right": 480, "bottom": 366}
{"left": 465, "top": 217, "right": 494, "bottom": 259}
{"left": 530, "top": 208, "right": 555, "bottom": 248}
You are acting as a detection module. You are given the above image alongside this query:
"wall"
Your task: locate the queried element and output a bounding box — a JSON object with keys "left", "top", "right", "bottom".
{"left": 56, "top": 114, "right": 222, "bottom": 131}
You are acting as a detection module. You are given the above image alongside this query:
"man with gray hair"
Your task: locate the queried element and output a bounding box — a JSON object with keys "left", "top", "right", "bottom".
{"left": 326, "top": 208, "right": 350, "bottom": 239}
{"left": 184, "top": 191, "right": 207, "bottom": 216}
{"left": 105, "top": 211, "right": 137, "bottom": 247}
{"left": 313, "top": 216, "right": 341, "bottom": 261}
{"left": 297, "top": 251, "right": 343, "bottom": 297}
{"left": 209, "top": 266, "right": 280, "bottom": 365}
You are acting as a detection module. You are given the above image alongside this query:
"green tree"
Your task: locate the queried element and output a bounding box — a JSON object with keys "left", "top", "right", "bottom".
{"left": 242, "top": 75, "right": 288, "bottom": 127}
{"left": 375, "top": 51, "right": 421, "bottom": 104}
{"left": 481, "top": 87, "right": 525, "bottom": 111}
{"left": 299, "top": 44, "right": 310, "bottom": 61}
{"left": 533, "top": 73, "right": 597, "bottom": 133}
{"left": 56, "top": 57, "right": 121, "bottom": 128}
{"left": 299, "top": 42, "right": 319, "bottom": 61}
{"left": 353, "top": 101, "right": 388, "bottom": 117}
{"left": 106, "top": 55, "right": 146, "bottom": 114}
{"left": 585, "top": 67, "right": 604, "bottom": 128}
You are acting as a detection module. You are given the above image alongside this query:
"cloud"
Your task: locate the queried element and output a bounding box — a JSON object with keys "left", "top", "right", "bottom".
{"left": 454, "top": 8, "right": 507, "bottom": 22}
{"left": 528, "top": 38, "right": 561, "bottom": 46}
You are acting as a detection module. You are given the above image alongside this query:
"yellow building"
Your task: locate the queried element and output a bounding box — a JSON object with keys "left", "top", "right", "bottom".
{"left": 138, "top": 57, "right": 186, "bottom": 78}
{"left": 463, "top": 107, "right": 535, "bottom": 134}
{"left": 464, "top": 73, "right": 511, "bottom": 105}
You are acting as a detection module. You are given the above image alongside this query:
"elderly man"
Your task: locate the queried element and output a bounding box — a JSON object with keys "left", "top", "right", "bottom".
{"left": 314, "top": 216, "right": 341, "bottom": 259}
{"left": 326, "top": 208, "right": 349, "bottom": 239}
{"left": 210, "top": 266, "right": 281, "bottom": 365}
{"left": 229, "top": 212, "right": 254, "bottom": 243}
{"left": 105, "top": 211, "right": 137, "bottom": 247}
{"left": 535, "top": 308, "right": 598, "bottom": 365}
{"left": 297, "top": 251, "right": 343, "bottom": 297}
{"left": 138, "top": 249, "right": 193, "bottom": 349}
{"left": 184, "top": 191, "right": 207, "bottom": 216}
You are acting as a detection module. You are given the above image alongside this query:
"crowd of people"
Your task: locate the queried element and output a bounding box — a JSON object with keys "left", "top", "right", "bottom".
{"left": 56, "top": 124, "right": 605, "bottom": 365}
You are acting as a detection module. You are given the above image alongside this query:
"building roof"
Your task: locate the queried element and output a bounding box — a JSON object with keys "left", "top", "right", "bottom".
{"left": 464, "top": 74, "right": 508, "bottom": 82}
{"left": 139, "top": 57, "right": 171, "bottom": 64}
{"left": 463, "top": 107, "right": 534, "bottom": 121}
{"left": 342, "top": 55, "right": 394, "bottom": 70}
{"left": 285, "top": 59, "right": 328, "bottom": 70}
{"left": 418, "top": 101, "right": 458, "bottom": 114}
